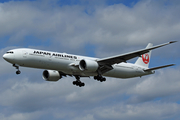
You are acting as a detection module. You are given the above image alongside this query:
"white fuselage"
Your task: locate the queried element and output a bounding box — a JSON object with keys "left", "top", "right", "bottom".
{"left": 3, "top": 48, "right": 154, "bottom": 78}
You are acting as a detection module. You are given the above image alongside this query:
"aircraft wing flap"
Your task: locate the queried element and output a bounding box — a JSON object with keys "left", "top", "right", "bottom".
{"left": 144, "top": 64, "right": 175, "bottom": 71}
{"left": 97, "top": 41, "right": 176, "bottom": 66}
{"left": 99, "top": 64, "right": 113, "bottom": 74}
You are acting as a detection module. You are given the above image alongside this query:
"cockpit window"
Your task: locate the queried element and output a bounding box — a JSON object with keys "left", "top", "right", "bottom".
{"left": 6, "top": 51, "right": 14, "bottom": 54}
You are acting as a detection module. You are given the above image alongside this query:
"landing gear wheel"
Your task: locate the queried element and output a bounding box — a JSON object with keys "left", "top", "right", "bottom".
{"left": 94, "top": 75, "right": 106, "bottom": 82}
{"left": 80, "top": 82, "right": 85, "bottom": 87}
{"left": 73, "top": 81, "right": 77, "bottom": 85}
{"left": 16, "top": 70, "right": 21, "bottom": 75}
{"left": 72, "top": 81, "right": 85, "bottom": 87}
{"left": 101, "top": 77, "right": 106, "bottom": 82}
{"left": 72, "top": 76, "right": 85, "bottom": 87}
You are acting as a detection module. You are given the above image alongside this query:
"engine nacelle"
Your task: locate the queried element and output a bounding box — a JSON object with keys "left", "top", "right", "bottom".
{"left": 42, "top": 70, "right": 61, "bottom": 81}
{"left": 79, "top": 59, "right": 99, "bottom": 72}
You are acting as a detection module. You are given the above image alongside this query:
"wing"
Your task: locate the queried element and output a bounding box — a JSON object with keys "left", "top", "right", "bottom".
{"left": 97, "top": 41, "right": 177, "bottom": 73}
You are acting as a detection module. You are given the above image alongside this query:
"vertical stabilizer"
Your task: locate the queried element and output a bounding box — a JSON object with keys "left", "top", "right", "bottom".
{"left": 135, "top": 43, "right": 153, "bottom": 68}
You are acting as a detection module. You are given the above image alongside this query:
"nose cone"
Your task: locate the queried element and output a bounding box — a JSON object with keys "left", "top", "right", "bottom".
{"left": 3, "top": 54, "right": 7, "bottom": 60}
{"left": 3, "top": 54, "right": 14, "bottom": 63}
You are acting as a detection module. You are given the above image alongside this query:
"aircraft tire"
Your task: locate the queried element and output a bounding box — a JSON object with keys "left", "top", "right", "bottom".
{"left": 16, "top": 70, "right": 21, "bottom": 75}
{"left": 73, "top": 81, "right": 85, "bottom": 87}
{"left": 73, "top": 81, "right": 76, "bottom": 85}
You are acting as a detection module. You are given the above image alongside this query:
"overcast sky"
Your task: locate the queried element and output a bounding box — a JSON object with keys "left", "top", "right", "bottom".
{"left": 0, "top": 0, "right": 180, "bottom": 120}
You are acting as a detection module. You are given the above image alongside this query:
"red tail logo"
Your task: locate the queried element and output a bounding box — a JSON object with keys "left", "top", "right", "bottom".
{"left": 142, "top": 54, "right": 149, "bottom": 64}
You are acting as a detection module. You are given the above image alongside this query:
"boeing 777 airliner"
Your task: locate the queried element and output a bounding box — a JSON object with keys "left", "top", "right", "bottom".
{"left": 3, "top": 41, "right": 176, "bottom": 87}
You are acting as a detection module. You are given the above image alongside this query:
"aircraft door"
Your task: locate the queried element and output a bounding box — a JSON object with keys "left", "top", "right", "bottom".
{"left": 22, "top": 50, "right": 28, "bottom": 58}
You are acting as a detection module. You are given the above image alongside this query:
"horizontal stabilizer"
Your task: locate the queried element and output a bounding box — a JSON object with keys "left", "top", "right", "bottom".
{"left": 144, "top": 64, "right": 175, "bottom": 71}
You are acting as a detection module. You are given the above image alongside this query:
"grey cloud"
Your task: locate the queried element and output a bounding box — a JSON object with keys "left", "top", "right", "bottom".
{"left": 0, "top": 66, "right": 180, "bottom": 120}
{"left": 0, "top": 111, "right": 44, "bottom": 120}
{"left": 93, "top": 1, "right": 180, "bottom": 57}
{"left": 1, "top": 67, "right": 180, "bottom": 119}
{"left": 0, "top": 0, "right": 179, "bottom": 57}
{"left": 93, "top": 102, "right": 180, "bottom": 120}
{"left": 127, "top": 67, "right": 180, "bottom": 103}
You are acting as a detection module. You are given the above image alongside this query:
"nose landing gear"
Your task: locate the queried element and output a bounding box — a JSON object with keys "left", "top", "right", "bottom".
{"left": 13, "top": 64, "right": 21, "bottom": 75}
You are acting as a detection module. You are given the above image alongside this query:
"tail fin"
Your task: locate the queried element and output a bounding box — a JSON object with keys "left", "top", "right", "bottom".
{"left": 135, "top": 43, "right": 153, "bottom": 68}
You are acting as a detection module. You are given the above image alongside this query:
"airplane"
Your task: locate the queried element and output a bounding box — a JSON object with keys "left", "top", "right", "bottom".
{"left": 3, "top": 41, "right": 176, "bottom": 87}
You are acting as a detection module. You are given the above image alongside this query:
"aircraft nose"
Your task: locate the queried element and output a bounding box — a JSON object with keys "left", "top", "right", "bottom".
{"left": 3, "top": 53, "right": 14, "bottom": 63}
{"left": 3, "top": 54, "right": 7, "bottom": 60}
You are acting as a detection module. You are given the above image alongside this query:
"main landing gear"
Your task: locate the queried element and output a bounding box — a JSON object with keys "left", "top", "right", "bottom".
{"left": 13, "top": 64, "right": 21, "bottom": 75}
{"left": 72, "top": 76, "right": 85, "bottom": 87}
{"left": 94, "top": 75, "right": 106, "bottom": 82}
{"left": 72, "top": 75, "right": 106, "bottom": 87}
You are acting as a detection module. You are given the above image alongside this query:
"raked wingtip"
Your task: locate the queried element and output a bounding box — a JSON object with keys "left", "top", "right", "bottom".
{"left": 169, "top": 41, "right": 177, "bottom": 44}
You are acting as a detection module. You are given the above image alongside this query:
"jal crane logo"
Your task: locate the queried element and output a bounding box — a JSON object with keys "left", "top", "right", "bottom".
{"left": 142, "top": 54, "right": 149, "bottom": 64}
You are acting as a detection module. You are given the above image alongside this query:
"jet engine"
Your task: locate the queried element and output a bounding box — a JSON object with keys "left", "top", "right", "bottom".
{"left": 79, "top": 59, "right": 99, "bottom": 72}
{"left": 42, "top": 70, "right": 61, "bottom": 81}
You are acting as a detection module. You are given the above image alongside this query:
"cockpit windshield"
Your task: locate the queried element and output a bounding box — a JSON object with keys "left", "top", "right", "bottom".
{"left": 6, "top": 51, "right": 14, "bottom": 54}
